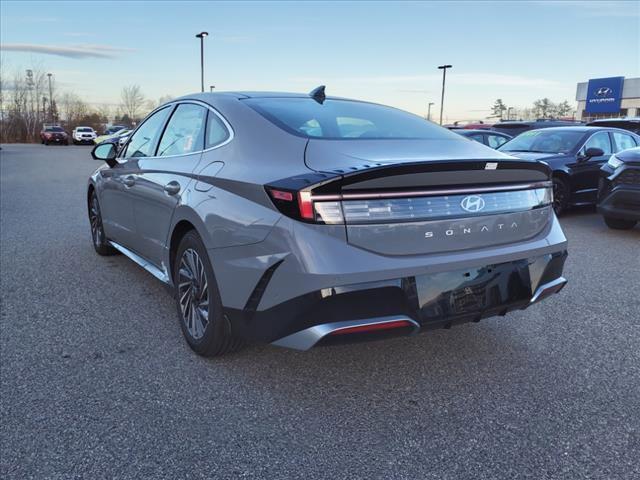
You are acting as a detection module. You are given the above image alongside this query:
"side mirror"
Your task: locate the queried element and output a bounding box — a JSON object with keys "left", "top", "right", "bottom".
{"left": 91, "top": 142, "right": 118, "bottom": 167}
{"left": 584, "top": 147, "right": 604, "bottom": 159}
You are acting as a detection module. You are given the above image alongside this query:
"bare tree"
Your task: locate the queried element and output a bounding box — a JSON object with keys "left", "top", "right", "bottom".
{"left": 120, "top": 84, "right": 145, "bottom": 121}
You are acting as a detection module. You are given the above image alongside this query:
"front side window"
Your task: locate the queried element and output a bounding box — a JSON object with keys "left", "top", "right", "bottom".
{"left": 612, "top": 132, "right": 637, "bottom": 152}
{"left": 583, "top": 132, "right": 612, "bottom": 155}
{"left": 244, "top": 97, "right": 461, "bottom": 140}
{"left": 487, "top": 134, "right": 508, "bottom": 148}
{"left": 124, "top": 107, "right": 171, "bottom": 158}
{"left": 157, "top": 104, "right": 207, "bottom": 156}
{"left": 206, "top": 110, "right": 230, "bottom": 147}
{"left": 469, "top": 134, "right": 485, "bottom": 144}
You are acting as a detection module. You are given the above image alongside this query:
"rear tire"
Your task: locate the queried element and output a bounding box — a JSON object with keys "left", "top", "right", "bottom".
{"left": 174, "top": 231, "right": 243, "bottom": 357}
{"left": 552, "top": 177, "right": 570, "bottom": 216}
{"left": 604, "top": 216, "right": 637, "bottom": 230}
{"left": 88, "top": 190, "right": 117, "bottom": 256}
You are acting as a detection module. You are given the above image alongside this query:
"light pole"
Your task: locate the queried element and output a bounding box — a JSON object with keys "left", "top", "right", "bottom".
{"left": 47, "top": 73, "right": 54, "bottom": 123}
{"left": 195, "top": 32, "right": 209, "bottom": 93}
{"left": 437, "top": 64, "right": 452, "bottom": 125}
{"left": 209, "top": 85, "right": 215, "bottom": 92}
{"left": 427, "top": 102, "right": 435, "bottom": 121}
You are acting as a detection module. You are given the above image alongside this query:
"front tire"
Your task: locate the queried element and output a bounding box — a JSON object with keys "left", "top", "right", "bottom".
{"left": 174, "top": 231, "right": 242, "bottom": 357}
{"left": 88, "top": 191, "right": 117, "bottom": 255}
{"left": 553, "top": 177, "right": 570, "bottom": 216}
{"left": 604, "top": 216, "right": 637, "bottom": 230}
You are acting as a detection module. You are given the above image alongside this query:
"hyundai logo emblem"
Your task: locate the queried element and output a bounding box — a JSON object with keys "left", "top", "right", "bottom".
{"left": 595, "top": 87, "right": 613, "bottom": 97}
{"left": 460, "top": 195, "right": 485, "bottom": 213}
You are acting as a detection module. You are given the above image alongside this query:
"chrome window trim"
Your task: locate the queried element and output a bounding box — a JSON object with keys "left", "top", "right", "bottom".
{"left": 119, "top": 99, "right": 234, "bottom": 161}
{"left": 311, "top": 181, "right": 552, "bottom": 201}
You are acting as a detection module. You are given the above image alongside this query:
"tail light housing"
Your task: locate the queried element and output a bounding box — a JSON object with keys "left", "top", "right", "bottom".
{"left": 266, "top": 184, "right": 552, "bottom": 225}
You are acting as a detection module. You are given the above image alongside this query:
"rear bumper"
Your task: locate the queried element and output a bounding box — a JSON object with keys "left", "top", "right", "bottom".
{"left": 225, "top": 250, "right": 568, "bottom": 348}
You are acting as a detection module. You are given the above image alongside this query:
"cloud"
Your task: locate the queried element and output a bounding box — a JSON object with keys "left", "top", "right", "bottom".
{"left": 0, "top": 43, "right": 134, "bottom": 59}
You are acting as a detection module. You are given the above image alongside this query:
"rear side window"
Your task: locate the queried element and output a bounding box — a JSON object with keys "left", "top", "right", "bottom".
{"left": 157, "top": 104, "right": 207, "bottom": 157}
{"left": 244, "top": 97, "right": 461, "bottom": 140}
{"left": 206, "top": 110, "right": 230, "bottom": 148}
{"left": 124, "top": 107, "right": 171, "bottom": 158}
{"left": 612, "top": 132, "right": 637, "bottom": 152}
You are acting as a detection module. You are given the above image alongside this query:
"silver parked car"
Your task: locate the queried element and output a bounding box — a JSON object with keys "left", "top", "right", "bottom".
{"left": 88, "top": 89, "right": 568, "bottom": 356}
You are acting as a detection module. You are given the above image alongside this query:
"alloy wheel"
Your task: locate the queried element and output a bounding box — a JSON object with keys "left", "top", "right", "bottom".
{"left": 552, "top": 179, "right": 567, "bottom": 215}
{"left": 89, "top": 195, "right": 105, "bottom": 247}
{"left": 177, "top": 248, "right": 210, "bottom": 340}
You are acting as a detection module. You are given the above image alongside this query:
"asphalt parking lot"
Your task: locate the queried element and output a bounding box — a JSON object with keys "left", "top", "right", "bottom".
{"left": 1, "top": 143, "right": 639, "bottom": 479}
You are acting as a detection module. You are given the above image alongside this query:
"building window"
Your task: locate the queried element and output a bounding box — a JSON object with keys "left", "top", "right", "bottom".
{"left": 581, "top": 109, "right": 628, "bottom": 122}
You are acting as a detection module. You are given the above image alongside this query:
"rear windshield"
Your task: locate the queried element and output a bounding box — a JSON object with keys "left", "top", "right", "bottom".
{"left": 46, "top": 127, "right": 64, "bottom": 132}
{"left": 499, "top": 130, "right": 585, "bottom": 154}
{"left": 588, "top": 122, "right": 640, "bottom": 134}
{"left": 244, "top": 98, "right": 460, "bottom": 140}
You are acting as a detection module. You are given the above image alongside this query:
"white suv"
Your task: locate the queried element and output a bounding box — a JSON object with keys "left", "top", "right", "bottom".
{"left": 72, "top": 126, "right": 97, "bottom": 145}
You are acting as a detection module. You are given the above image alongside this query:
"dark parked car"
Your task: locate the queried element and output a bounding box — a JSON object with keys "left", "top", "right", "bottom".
{"left": 40, "top": 126, "right": 69, "bottom": 145}
{"left": 498, "top": 126, "right": 640, "bottom": 214}
{"left": 455, "top": 129, "right": 512, "bottom": 149}
{"left": 492, "top": 119, "right": 583, "bottom": 137}
{"left": 586, "top": 117, "right": 640, "bottom": 135}
{"left": 598, "top": 146, "right": 640, "bottom": 229}
{"left": 87, "top": 90, "right": 567, "bottom": 356}
{"left": 103, "top": 125, "right": 127, "bottom": 135}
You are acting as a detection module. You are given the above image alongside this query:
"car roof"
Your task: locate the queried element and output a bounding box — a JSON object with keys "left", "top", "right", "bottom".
{"left": 587, "top": 117, "right": 640, "bottom": 124}
{"left": 458, "top": 129, "right": 510, "bottom": 136}
{"left": 526, "top": 126, "right": 632, "bottom": 133}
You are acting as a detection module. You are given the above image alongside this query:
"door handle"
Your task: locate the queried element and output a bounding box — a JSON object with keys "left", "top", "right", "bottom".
{"left": 123, "top": 175, "right": 136, "bottom": 187}
{"left": 164, "top": 181, "right": 181, "bottom": 195}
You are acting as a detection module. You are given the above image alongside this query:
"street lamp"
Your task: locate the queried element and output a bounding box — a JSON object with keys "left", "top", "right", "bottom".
{"left": 437, "top": 64, "right": 452, "bottom": 125}
{"left": 195, "top": 31, "right": 209, "bottom": 93}
{"left": 427, "top": 102, "right": 435, "bottom": 121}
{"left": 209, "top": 85, "right": 215, "bottom": 92}
{"left": 506, "top": 107, "right": 514, "bottom": 121}
{"left": 47, "top": 73, "right": 54, "bottom": 123}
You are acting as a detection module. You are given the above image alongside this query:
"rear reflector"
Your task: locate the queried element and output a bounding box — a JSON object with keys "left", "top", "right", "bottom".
{"left": 329, "top": 319, "right": 414, "bottom": 336}
{"left": 269, "top": 189, "right": 293, "bottom": 201}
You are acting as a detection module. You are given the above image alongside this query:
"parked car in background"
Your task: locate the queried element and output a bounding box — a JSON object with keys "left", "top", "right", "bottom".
{"left": 40, "top": 126, "right": 69, "bottom": 145}
{"left": 88, "top": 91, "right": 568, "bottom": 357}
{"left": 72, "top": 126, "right": 97, "bottom": 145}
{"left": 598, "top": 146, "right": 640, "bottom": 229}
{"left": 455, "top": 129, "right": 512, "bottom": 149}
{"left": 498, "top": 126, "right": 640, "bottom": 214}
{"left": 446, "top": 121, "right": 492, "bottom": 130}
{"left": 586, "top": 117, "right": 640, "bottom": 135}
{"left": 94, "top": 128, "right": 130, "bottom": 146}
{"left": 492, "top": 119, "right": 583, "bottom": 137}
{"left": 103, "top": 125, "right": 127, "bottom": 135}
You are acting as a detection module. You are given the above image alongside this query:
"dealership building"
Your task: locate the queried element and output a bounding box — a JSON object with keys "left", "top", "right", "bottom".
{"left": 575, "top": 76, "right": 640, "bottom": 121}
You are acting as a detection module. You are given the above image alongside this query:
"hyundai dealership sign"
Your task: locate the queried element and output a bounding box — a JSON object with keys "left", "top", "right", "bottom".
{"left": 585, "top": 76, "right": 625, "bottom": 113}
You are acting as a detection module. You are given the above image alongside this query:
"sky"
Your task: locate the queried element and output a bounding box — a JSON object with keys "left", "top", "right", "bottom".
{"left": 1, "top": 0, "right": 639, "bottom": 121}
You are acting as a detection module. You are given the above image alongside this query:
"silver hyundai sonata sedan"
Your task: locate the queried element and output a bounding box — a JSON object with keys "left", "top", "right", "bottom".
{"left": 88, "top": 88, "right": 568, "bottom": 356}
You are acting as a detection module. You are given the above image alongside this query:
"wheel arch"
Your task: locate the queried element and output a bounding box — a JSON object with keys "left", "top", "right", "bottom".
{"left": 552, "top": 169, "right": 572, "bottom": 188}
{"left": 167, "top": 207, "right": 214, "bottom": 283}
